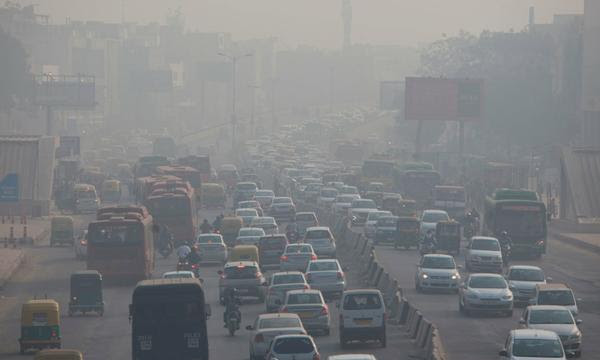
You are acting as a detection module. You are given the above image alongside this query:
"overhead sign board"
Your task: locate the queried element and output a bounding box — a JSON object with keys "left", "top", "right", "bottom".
{"left": 0, "top": 173, "right": 19, "bottom": 202}
{"left": 34, "top": 74, "right": 96, "bottom": 108}
{"left": 405, "top": 77, "right": 483, "bottom": 121}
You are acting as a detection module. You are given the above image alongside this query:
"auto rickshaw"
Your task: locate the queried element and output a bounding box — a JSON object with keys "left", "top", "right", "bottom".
{"left": 221, "top": 216, "right": 244, "bottom": 247}
{"left": 68, "top": 270, "right": 104, "bottom": 316}
{"left": 229, "top": 245, "right": 260, "bottom": 263}
{"left": 201, "top": 183, "right": 226, "bottom": 208}
{"left": 50, "top": 216, "right": 74, "bottom": 247}
{"left": 19, "top": 299, "right": 61, "bottom": 354}
{"left": 100, "top": 179, "right": 121, "bottom": 203}
{"left": 435, "top": 220, "right": 461, "bottom": 255}
{"left": 34, "top": 349, "right": 83, "bottom": 360}
{"left": 397, "top": 199, "right": 418, "bottom": 218}
{"left": 395, "top": 216, "right": 420, "bottom": 250}
{"left": 382, "top": 194, "right": 402, "bottom": 214}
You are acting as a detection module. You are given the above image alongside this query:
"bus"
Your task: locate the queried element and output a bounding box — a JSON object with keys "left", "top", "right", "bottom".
{"left": 146, "top": 183, "right": 197, "bottom": 247}
{"left": 156, "top": 165, "right": 202, "bottom": 202}
{"left": 395, "top": 162, "right": 441, "bottom": 209}
{"left": 484, "top": 189, "right": 547, "bottom": 258}
{"left": 177, "top": 155, "right": 212, "bottom": 183}
{"left": 134, "top": 156, "right": 170, "bottom": 178}
{"left": 153, "top": 136, "right": 177, "bottom": 158}
{"left": 130, "top": 278, "right": 209, "bottom": 360}
{"left": 433, "top": 185, "right": 466, "bottom": 222}
{"left": 87, "top": 205, "right": 154, "bottom": 282}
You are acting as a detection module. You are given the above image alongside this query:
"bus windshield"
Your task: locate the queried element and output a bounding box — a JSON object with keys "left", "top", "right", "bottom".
{"left": 496, "top": 209, "right": 545, "bottom": 236}
{"left": 149, "top": 197, "right": 192, "bottom": 217}
{"left": 88, "top": 223, "right": 142, "bottom": 245}
{"left": 134, "top": 301, "right": 205, "bottom": 324}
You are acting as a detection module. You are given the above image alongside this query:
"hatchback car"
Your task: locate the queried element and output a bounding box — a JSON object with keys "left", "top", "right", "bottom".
{"left": 270, "top": 197, "right": 296, "bottom": 221}
{"left": 196, "top": 233, "right": 228, "bottom": 263}
{"left": 459, "top": 273, "right": 513, "bottom": 317}
{"left": 280, "top": 244, "right": 317, "bottom": 272}
{"left": 339, "top": 289, "right": 386, "bottom": 348}
{"left": 420, "top": 209, "right": 450, "bottom": 235}
{"left": 415, "top": 254, "right": 461, "bottom": 292}
{"left": 251, "top": 217, "right": 279, "bottom": 235}
{"left": 305, "top": 259, "right": 346, "bottom": 299}
{"left": 281, "top": 289, "right": 330, "bottom": 334}
{"left": 218, "top": 261, "right": 267, "bottom": 304}
{"left": 247, "top": 313, "right": 307, "bottom": 360}
{"left": 499, "top": 329, "right": 570, "bottom": 360}
{"left": 465, "top": 236, "right": 503, "bottom": 273}
{"left": 532, "top": 283, "right": 579, "bottom": 316}
{"left": 295, "top": 212, "right": 319, "bottom": 237}
{"left": 364, "top": 211, "right": 393, "bottom": 239}
{"left": 266, "top": 334, "right": 320, "bottom": 360}
{"left": 507, "top": 265, "right": 548, "bottom": 305}
{"left": 520, "top": 305, "right": 582, "bottom": 357}
{"left": 236, "top": 208, "right": 260, "bottom": 227}
{"left": 266, "top": 272, "right": 310, "bottom": 312}
{"left": 304, "top": 227, "right": 336, "bottom": 258}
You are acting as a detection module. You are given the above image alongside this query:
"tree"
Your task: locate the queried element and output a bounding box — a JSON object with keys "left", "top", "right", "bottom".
{"left": 0, "top": 26, "right": 30, "bottom": 113}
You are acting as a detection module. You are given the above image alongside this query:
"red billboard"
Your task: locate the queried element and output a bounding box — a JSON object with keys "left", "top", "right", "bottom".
{"left": 404, "top": 77, "right": 483, "bottom": 121}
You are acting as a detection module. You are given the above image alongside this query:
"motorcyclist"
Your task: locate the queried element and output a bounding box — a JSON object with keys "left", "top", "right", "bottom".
{"left": 212, "top": 214, "right": 224, "bottom": 232}
{"left": 421, "top": 229, "right": 437, "bottom": 253}
{"left": 285, "top": 222, "right": 298, "bottom": 242}
{"left": 223, "top": 287, "right": 242, "bottom": 328}
{"left": 176, "top": 242, "right": 192, "bottom": 261}
{"left": 186, "top": 245, "right": 202, "bottom": 265}
{"left": 200, "top": 219, "right": 213, "bottom": 234}
{"left": 465, "top": 209, "right": 480, "bottom": 237}
{"left": 498, "top": 230, "right": 512, "bottom": 265}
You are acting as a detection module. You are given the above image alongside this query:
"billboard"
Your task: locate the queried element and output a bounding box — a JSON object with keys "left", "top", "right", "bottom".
{"left": 379, "top": 81, "right": 404, "bottom": 110}
{"left": 0, "top": 173, "right": 19, "bottom": 202}
{"left": 33, "top": 74, "right": 96, "bottom": 108}
{"left": 405, "top": 77, "right": 483, "bottom": 121}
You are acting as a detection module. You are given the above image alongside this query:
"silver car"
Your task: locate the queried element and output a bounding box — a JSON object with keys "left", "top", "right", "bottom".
{"left": 506, "top": 265, "right": 547, "bottom": 305}
{"left": 304, "top": 227, "right": 336, "bottom": 258}
{"left": 459, "top": 273, "right": 513, "bottom": 317}
{"left": 247, "top": 313, "right": 307, "bottom": 360}
{"left": 266, "top": 271, "right": 310, "bottom": 312}
{"left": 305, "top": 259, "right": 346, "bottom": 299}
{"left": 520, "top": 305, "right": 582, "bottom": 357}
{"left": 415, "top": 254, "right": 461, "bottom": 292}
{"left": 364, "top": 211, "right": 392, "bottom": 239}
{"left": 281, "top": 289, "right": 330, "bottom": 334}
{"left": 196, "top": 233, "right": 228, "bottom": 263}
{"left": 465, "top": 236, "right": 503, "bottom": 273}
{"left": 218, "top": 261, "right": 267, "bottom": 304}
{"left": 280, "top": 244, "right": 317, "bottom": 272}
{"left": 266, "top": 334, "right": 320, "bottom": 360}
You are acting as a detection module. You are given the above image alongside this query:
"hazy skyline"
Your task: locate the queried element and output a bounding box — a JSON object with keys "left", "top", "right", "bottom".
{"left": 33, "top": 0, "right": 583, "bottom": 48}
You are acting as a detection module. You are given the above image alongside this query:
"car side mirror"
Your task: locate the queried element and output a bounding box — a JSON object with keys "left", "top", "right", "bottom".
{"left": 498, "top": 350, "right": 508, "bottom": 357}
{"left": 205, "top": 304, "right": 212, "bottom": 318}
{"left": 518, "top": 318, "right": 526, "bottom": 325}
{"left": 576, "top": 319, "right": 582, "bottom": 325}
{"left": 546, "top": 276, "right": 553, "bottom": 282}
{"left": 246, "top": 325, "right": 254, "bottom": 331}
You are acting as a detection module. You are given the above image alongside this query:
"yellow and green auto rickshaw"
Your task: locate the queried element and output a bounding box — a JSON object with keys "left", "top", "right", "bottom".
{"left": 68, "top": 270, "right": 104, "bottom": 316}
{"left": 19, "top": 299, "right": 61, "bottom": 354}
{"left": 201, "top": 183, "right": 226, "bottom": 208}
{"left": 221, "top": 216, "right": 244, "bottom": 247}
{"left": 100, "top": 179, "right": 121, "bottom": 203}
{"left": 34, "top": 349, "right": 83, "bottom": 360}
{"left": 50, "top": 216, "right": 74, "bottom": 247}
{"left": 229, "top": 245, "right": 260, "bottom": 263}
{"left": 395, "top": 216, "right": 420, "bottom": 250}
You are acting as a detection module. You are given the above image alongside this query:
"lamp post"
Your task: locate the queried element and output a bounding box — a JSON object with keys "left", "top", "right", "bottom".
{"left": 218, "top": 52, "right": 253, "bottom": 152}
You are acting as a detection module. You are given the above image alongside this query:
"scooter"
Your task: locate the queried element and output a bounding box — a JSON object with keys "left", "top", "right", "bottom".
{"left": 227, "top": 309, "right": 241, "bottom": 336}
{"left": 501, "top": 243, "right": 511, "bottom": 267}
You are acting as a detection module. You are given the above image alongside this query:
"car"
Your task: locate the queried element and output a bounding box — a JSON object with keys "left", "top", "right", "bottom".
{"left": 304, "top": 227, "right": 336, "bottom": 258}
{"left": 415, "top": 254, "right": 461, "bottom": 293}
{"left": 295, "top": 212, "right": 319, "bottom": 237}
{"left": 520, "top": 305, "right": 582, "bottom": 357}
{"left": 531, "top": 283, "right": 579, "bottom": 316}
{"left": 266, "top": 272, "right": 310, "bottom": 312}
{"left": 266, "top": 334, "right": 320, "bottom": 360}
{"left": 255, "top": 189, "right": 275, "bottom": 210}
{"left": 280, "top": 244, "right": 317, "bottom": 272}
{"left": 196, "top": 233, "right": 228, "bottom": 263}
{"left": 332, "top": 194, "right": 361, "bottom": 215}
{"left": 234, "top": 181, "right": 258, "bottom": 205}
{"left": 327, "top": 181, "right": 345, "bottom": 191}
{"left": 247, "top": 313, "right": 307, "bottom": 360}
{"left": 506, "top": 265, "right": 548, "bottom": 305}
{"left": 270, "top": 197, "right": 296, "bottom": 221}
{"left": 458, "top": 273, "right": 513, "bottom": 317}
{"left": 465, "top": 236, "right": 503, "bottom": 273}
{"left": 339, "top": 185, "right": 359, "bottom": 195}
{"left": 419, "top": 209, "right": 450, "bottom": 235}
{"left": 305, "top": 259, "right": 346, "bottom": 299}
{"left": 499, "top": 329, "right": 571, "bottom": 360}
{"left": 74, "top": 230, "right": 88, "bottom": 260}
{"left": 236, "top": 235, "right": 261, "bottom": 246}
{"left": 317, "top": 187, "right": 339, "bottom": 208}
{"left": 364, "top": 211, "right": 393, "bottom": 239}
{"left": 349, "top": 199, "right": 378, "bottom": 226}
{"left": 259, "top": 234, "right": 289, "bottom": 270}
{"left": 238, "top": 200, "right": 264, "bottom": 216}
{"left": 239, "top": 227, "right": 266, "bottom": 238}
{"left": 280, "top": 289, "right": 330, "bottom": 334}
{"left": 236, "top": 208, "right": 260, "bottom": 227}
{"left": 162, "top": 271, "right": 195, "bottom": 279}
{"left": 251, "top": 217, "right": 279, "bottom": 235}
{"left": 339, "top": 289, "right": 386, "bottom": 348}
{"left": 218, "top": 261, "right": 267, "bottom": 304}
{"left": 303, "top": 183, "right": 323, "bottom": 203}
{"left": 373, "top": 215, "right": 399, "bottom": 245}
{"left": 328, "top": 355, "right": 377, "bottom": 360}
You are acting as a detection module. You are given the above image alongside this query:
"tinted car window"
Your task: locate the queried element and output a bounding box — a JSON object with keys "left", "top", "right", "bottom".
{"left": 422, "top": 212, "right": 449, "bottom": 223}
{"left": 260, "top": 318, "right": 302, "bottom": 329}
{"left": 224, "top": 265, "right": 258, "bottom": 279}
{"left": 421, "top": 257, "right": 455, "bottom": 269}
{"left": 305, "top": 230, "right": 331, "bottom": 239}
{"left": 512, "top": 339, "right": 564, "bottom": 358}
{"left": 287, "top": 293, "right": 322, "bottom": 304}
{"left": 296, "top": 213, "right": 316, "bottom": 222}
{"left": 471, "top": 239, "right": 500, "bottom": 251}
{"left": 260, "top": 237, "right": 287, "bottom": 249}
{"left": 469, "top": 276, "right": 506, "bottom": 289}
{"left": 538, "top": 290, "right": 575, "bottom": 306}
{"left": 273, "top": 274, "right": 305, "bottom": 285}
{"left": 308, "top": 262, "right": 339, "bottom": 271}
{"left": 273, "top": 337, "right": 314, "bottom": 354}
{"left": 529, "top": 309, "right": 574, "bottom": 324}
{"left": 343, "top": 294, "right": 382, "bottom": 310}
{"left": 509, "top": 269, "right": 544, "bottom": 281}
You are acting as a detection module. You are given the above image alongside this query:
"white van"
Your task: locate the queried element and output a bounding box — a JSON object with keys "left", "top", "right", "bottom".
{"left": 532, "top": 283, "right": 579, "bottom": 316}
{"left": 73, "top": 183, "right": 100, "bottom": 214}
{"left": 338, "top": 289, "right": 386, "bottom": 348}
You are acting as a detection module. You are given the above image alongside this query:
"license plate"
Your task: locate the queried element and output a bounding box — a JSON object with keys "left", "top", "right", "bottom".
{"left": 354, "top": 319, "right": 372, "bottom": 325}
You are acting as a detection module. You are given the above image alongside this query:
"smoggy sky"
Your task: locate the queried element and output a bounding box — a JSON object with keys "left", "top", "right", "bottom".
{"left": 34, "top": 0, "right": 583, "bottom": 48}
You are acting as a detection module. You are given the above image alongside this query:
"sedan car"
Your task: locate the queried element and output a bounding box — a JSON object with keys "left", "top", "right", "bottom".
{"left": 280, "top": 244, "right": 317, "bottom": 272}
{"left": 280, "top": 289, "right": 330, "bottom": 334}
{"left": 196, "top": 233, "right": 228, "bottom": 263}
{"left": 415, "top": 254, "right": 460, "bottom": 292}
{"left": 499, "top": 329, "right": 569, "bottom": 360}
{"left": 459, "top": 273, "right": 513, "bottom": 317}
{"left": 251, "top": 217, "right": 279, "bottom": 235}
{"left": 364, "top": 211, "right": 393, "bottom": 239}
{"left": 419, "top": 209, "right": 450, "bottom": 235}
{"left": 507, "top": 265, "right": 548, "bottom": 305}
{"left": 304, "top": 227, "right": 336, "bottom": 258}
{"left": 270, "top": 197, "right": 296, "bottom": 222}
{"left": 266, "top": 334, "right": 320, "bottom": 360}
{"left": 520, "top": 305, "right": 582, "bottom": 357}
{"left": 247, "top": 313, "right": 307, "bottom": 360}
{"left": 236, "top": 208, "right": 260, "bottom": 227}
{"left": 266, "top": 271, "right": 310, "bottom": 312}
{"left": 465, "top": 236, "right": 503, "bottom": 273}
{"left": 305, "top": 259, "right": 346, "bottom": 299}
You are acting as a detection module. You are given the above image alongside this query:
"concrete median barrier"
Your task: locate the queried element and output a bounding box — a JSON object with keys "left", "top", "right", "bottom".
{"left": 407, "top": 310, "right": 423, "bottom": 339}
{"left": 415, "top": 318, "right": 432, "bottom": 348}
{"left": 376, "top": 271, "right": 390, "bottom": 293}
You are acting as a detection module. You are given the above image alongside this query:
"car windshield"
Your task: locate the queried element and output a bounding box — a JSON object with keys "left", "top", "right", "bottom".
{"left": 237, "top": 236, "right": 259, "bottom": 245}
{"left": 368, "top": 211, "right": 391, "bottom": 221}
{"left": 343, "top": 293, "right": 382, "bottom": 310}
{"left": 272, "top": 274, "right": 305, "bottom": 285}
{"left": 239, "top": 228, "right": 265, "bottom": 236}
{"left": 259, "top": 317, "right": 302, "bottom": 329}
{"left": 237, "top": 183, "right": 257, "bottom": 190}
{"left": 308, "top": 261, "right": 339, "bottom": 271}
{"left": 253, "top": 218, "right": 275, "bottom": 225}
{"left": 471, "top": 239, "right": 500, "bottom": 251}
{"left": 240, "top": 201, "right": 260, "bottom": 208}
{"left": 336, "top": 195, "right": 356, "bottom": 203}
{"left": 237, "top": 209, "right": 258, "bottom": 216}
{"left": 529, "top": 309, "right": 574, "bottom": 324}
{"left": 305, "top": 230, "right": 331, "bottom": 239}
{"left": 469, "top": 276, "right": 506, "bottom": 289}
{"left": 353, "top": 200, "right": 376, "bottom": 208}
{"left": 273, "top": 337, "right": 314, "bottom": 354}
{"left": 163, "top": 272, "right": 193, "bottom": 279}
{"left": 224, "top": 265, "right": 258, "bottom": 279}
{"left": 422, "top": 212, "right": 449, "bottom": 223}
{"left": 421, "top": 257, "right": 456, "bottom": 269}
{"left": 287, "top": 293, "right": 322, "bottom": 304}
{"left": 256, "top": 190, "right": 274, "bottom": 197}
{"left": 321, "top": 189, "right": 338, "bottom": 197}
{"left": 286, "top": 245, "right": 312, "bottom": 254}
{"left": 377, "top": 218, "right": 397, "bottom": 227}
{"left": 512, "top": 339, "right": 564, "bottom": 358}
{"left": 341, "top": 187, "right": 358, "bottom": 194}
{"left": 273, "top": 198, "right": 292, "bottom": 204}
{"left": 509, "top": 269, "right": 544, "bottom": 282}
{"left": 296, "top": 213, "right": 316, "bottom": 222}
{"left": 538, "top": 290, "right": 576, "bottom": 306}
{"left": 197, "top": 235, "right": 222, "bottom": 244}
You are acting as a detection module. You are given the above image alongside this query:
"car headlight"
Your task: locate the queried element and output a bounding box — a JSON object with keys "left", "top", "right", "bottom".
{"left": 466, "top": 293, "right": 478, "bottom": 299}
{"left": 451, "top": 273, "right": 460, "bottom": 280}
{"left": 502, "top": 294, "right": 513, "bottom": 300}
{"left": 569, "top": 332, "right": 581, "bottom": 341}
{"left": 421, "top": 273, "right": 428, "bottom": 279}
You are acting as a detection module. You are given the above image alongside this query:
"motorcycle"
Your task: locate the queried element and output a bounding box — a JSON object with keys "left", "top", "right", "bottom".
{"left": 500, "top": 243, "right": 511, "bottom": 266}
{"left": 419, "top": 240, "right": 437, "bottom": 255}
{"left": 226, "top": 308, "right": 241, "bottom": 336}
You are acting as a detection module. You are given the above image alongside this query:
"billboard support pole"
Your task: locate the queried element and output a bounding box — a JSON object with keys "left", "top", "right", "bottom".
{"left": 414, "top": 120, "right": 423, "bottom": 160}
{"left": 45, "top": 105, "right": 52, "bottom": 136}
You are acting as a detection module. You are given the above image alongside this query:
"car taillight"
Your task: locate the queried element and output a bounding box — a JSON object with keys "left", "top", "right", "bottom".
{"left": 51, "top": 329, "right": 57, "bottom": 338}
{"left": 320, "top": 305, "right": 329, "bottom": 316}
{"left": 310, "top": 254, "right": 317, "bottom": 260}
{"left": 280, "top": 255, "right": 289, "bottom": 262}
{"left": 254, "top": 334, "right": 264, "bottom": 343}
{"left": 313, "top": 353, "right": 321, "bottom": 360}
{"left": 336, "top": 272, "right": 344, "bottom": 280}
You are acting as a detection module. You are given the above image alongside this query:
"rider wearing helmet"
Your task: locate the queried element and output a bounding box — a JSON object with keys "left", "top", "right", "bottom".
{"left": 200, "top": 219, "right": 213, "bottom": 234}
{"left": 498, "top": 230, "right": 512, "bottom": 248}
{"left": 186, "top": 245, "right": 202, "bottom": 265}
{"left": 223, "top": 287, "right": 242, "bottom": 327}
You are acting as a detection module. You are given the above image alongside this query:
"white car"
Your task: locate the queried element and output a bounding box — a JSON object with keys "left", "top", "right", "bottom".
{"left": 280, "top": 289, "right": 330, "bottom": 334}
{"left": 236, "top": 208, "right": 260, "bottom": 227}
{"left": 419, "top": 209, "right": 450, "bottom": 235}
{"left": 247, "top": 313, "right": 307, "bottom": 360}
{"left": 364, "top": 211, "right": 392, "bottom": 239}
{"left": 266, "top": 272, "right": 310, "bottom": 312}
{"left": 499, "top": 329, "right": 570, "bottom": 360}
{"left": 305, "top": 259, "right": 346, "bottom": 299}
{"left": 520, "top": 305, "right": 582, "bottom": 357}
{"left": 317, "top": 187, "right": 339, "bottom": 208}
{"left": 280, "top": 244, "right": 317, "bottom": 272}
{"left": 339, "top": 289, "right": 386, "bottom": 348}
{"left": 458, "top": 273, "right": 513, "bottom": 317}
{"left": 162, "top": 271, "right": 195, "bottom": 279}
{"left": 251, "top": 217, "right": 279, "bottom": 235}
{"left": 506, "top": 265, "right": 547, "bottom": 305}
{"left": 255, "top": 189, "right": 275, "bottom": 210}
{"left": 332, "top": 194, "right": 360, "bottom": 215}
{"left": 415, "top": 254, "right": 461, "bottom": 292}
{"left": 195, "top": 233, "right": 228, "bottom": 263}
{"left": 465, "top": 236, "right": 503, "bottom": 273}
{"left": 304, "top": 227, "right": 336, "bottom": 258}
{"left": 266, "top": 334, "right": 320, "bottom": 360}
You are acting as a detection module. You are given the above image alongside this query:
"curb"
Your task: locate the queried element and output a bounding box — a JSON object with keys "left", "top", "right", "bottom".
{"left": 0, "top": 250, "right": 25, "bottom": 289}
{"left": 550, "top": 230, "right": 600, "bottom": 255}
